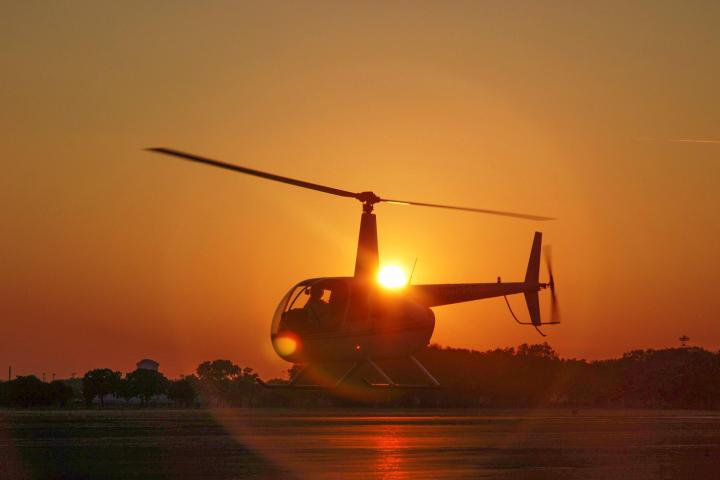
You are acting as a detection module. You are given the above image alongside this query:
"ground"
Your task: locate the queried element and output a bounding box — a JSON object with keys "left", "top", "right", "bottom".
{"left": 2, "top": 409, "right": 719, "bottom": 479}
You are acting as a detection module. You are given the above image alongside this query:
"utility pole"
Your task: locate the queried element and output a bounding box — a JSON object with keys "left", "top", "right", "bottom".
{"left": 8, "top": 365, "right": 11, "bottom": 382}
{"left": 679, "top": 335, "right": 690, "bottom": 348}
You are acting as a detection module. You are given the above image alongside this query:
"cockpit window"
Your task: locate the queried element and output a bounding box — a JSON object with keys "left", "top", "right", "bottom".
{"left": 287, "top": 285, "right": 331, "bottom": 310}
{"left": 272, "top": 280, "right": 349, "bottom": 336}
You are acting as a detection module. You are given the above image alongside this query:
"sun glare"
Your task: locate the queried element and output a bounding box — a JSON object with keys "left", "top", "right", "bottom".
{"left": 378, "top": 265, "right": 408, "bottom": 289}
{"left": 273, "top": 335, "right": 298, "bottom": 357}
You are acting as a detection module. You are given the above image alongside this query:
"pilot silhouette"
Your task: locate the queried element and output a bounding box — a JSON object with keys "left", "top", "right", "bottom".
{"left": 305, "top": 285, "right": 330, "bottom": 329}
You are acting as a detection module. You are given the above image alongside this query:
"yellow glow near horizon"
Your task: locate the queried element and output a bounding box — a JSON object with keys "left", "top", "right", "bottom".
{"left": 378, "top": 265, "right": 408, "bottom": 289}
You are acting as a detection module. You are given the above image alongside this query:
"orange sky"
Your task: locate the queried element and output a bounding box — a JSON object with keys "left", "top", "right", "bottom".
{"left": 2, "top": 1, "right": 719, "bottom": 379}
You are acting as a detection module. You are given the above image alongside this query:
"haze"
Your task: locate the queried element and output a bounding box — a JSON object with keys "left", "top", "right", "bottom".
{"left": 2, "top": 1, "right": 719, "bottom": 379}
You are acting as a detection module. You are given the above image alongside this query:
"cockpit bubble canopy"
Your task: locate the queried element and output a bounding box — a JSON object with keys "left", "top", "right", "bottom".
{"left": 272, "top": 278, "right": 350, "bottom": 337}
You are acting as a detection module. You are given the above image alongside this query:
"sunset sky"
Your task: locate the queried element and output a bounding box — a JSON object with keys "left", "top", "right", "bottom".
{"left": 2, "top": 1, "right": 719, "bottom": 379}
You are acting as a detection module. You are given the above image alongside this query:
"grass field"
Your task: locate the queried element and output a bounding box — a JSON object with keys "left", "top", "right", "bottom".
{"left": 2, "top": 409, "right": 720, "bottom": 479}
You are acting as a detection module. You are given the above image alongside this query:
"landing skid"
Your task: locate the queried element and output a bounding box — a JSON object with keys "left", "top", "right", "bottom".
{"left": 256, "top": 355, "right": 441, "bottom": 389}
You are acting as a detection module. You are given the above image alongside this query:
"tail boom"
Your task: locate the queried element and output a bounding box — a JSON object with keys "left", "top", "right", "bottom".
{"left": 408, "top": 282, "right": 539, "bottom": 308}
{"left": 408, "top": 232, "right": 546, "bottom": 326}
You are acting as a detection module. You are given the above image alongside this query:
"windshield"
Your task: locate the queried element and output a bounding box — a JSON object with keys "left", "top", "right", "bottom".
{"left": 271, "top": 279, "right": 349, "bottom": 336}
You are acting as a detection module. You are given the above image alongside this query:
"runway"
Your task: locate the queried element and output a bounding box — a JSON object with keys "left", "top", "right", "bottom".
{"left": 3, "top": 409, "right": 720, "bottom": 479}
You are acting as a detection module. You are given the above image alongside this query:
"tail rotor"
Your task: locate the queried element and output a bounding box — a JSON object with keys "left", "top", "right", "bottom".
{"left": 506, "top": 233, "right": 560, "bottom": 336}
{"left": 544, "top": 246, "right": 560, "bottom": 324}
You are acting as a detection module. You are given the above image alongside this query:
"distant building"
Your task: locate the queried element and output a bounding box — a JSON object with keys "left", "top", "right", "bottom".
{"left": 136, "top": 359, "right": 159, "bottom": 372}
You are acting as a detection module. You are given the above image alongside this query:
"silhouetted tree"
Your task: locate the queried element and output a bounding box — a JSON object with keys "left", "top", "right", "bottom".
{"left": 196, "top": 359, "right": 241, "bottom": 405}
{"left": 613, "top": 347, "right": 720, "bottom": 409}
{"left": 47, "top": 380, "right": 74, "bottom": 407}
{"left": 168, "top": 376, "right": 198, "bottom": 406}
{"left": 0, "top": 377, "right": 75, "bottom": 407}
{"left": 62, "top": 378, "right": 83, "bottom": 401}
{"left": 82, "top": 369, "right": 122, "bottom": 407}
{"left": 0, "top": 381, "right": 7, "bottom": 406}
{"left": 227, "top": 367, "right": 260, "bottom": 406}
{"left": 8, "top": 376, "right": 46, "bottom": 407}
{"left": 197, "top": 360, "right": 241, "bottom": 383}
{"left": 194, "top": 360, "right": 261, "bottom": 406}
{"left": 286, "top": 364, "right": 302, "bottom": 381}
{"left": 125, "top": 369, "right": 169, "bottom": 406}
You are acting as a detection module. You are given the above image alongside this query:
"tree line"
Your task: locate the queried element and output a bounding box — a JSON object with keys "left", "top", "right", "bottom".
{"left": 409, "top": 343, "right": 720, "bottom": 409}
{"left": 0, "top": 360, "right": 260, "bottom": 408}
{"left": 2, "top": 344, "right": 720, "bottom": 409}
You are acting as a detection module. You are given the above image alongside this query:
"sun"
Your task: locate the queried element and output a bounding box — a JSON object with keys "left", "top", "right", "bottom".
{"left": 378, "top": 265, "right": 408, "bottom": 289}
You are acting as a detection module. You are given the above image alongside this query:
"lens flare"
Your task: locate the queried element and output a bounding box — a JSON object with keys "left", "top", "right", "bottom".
{"left": 273, "top": 334, "right": 298, "bottom": 357}
{"left": 378, "top": 265, "right": 408, "bottom": 289}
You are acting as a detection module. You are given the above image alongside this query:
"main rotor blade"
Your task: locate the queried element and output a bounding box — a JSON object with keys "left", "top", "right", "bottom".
{"left": 147, "top": 148, "right": 554, "bottom": 221}
{"left": 147, "top": 147, "right": 359, "bottom": 200}
{"left": 382, "top": 198, "right": 555, "bottom": 221}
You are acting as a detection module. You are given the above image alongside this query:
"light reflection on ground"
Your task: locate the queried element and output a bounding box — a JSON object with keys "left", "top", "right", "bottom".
{"left": 5, "top": 409, "right": 720, "bottom": 479}
{"left": 374, "top": 425, "right": 405, "bottom": 480}
{"left": 212, "top": 410, "right": 720, "bottom": 479}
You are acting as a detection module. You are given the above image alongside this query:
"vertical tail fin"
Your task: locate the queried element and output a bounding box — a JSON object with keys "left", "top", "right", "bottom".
{"left": 524, "top": 291, "right": 541, "bottom": 326}
{"left": 525, "top": 232, "right": 542, "bottom": 283}
{"left": 524, "top": 232, "right": 542, "bottom": 326}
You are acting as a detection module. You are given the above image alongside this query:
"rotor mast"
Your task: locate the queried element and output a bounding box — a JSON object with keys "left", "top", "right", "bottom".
{"left": 354, "top": 193, "right": 381, "bottom": 280}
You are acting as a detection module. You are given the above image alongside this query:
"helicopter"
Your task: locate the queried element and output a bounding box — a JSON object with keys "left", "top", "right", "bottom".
{"left": 148, "top": 148, "right": 559, "bottom": 388}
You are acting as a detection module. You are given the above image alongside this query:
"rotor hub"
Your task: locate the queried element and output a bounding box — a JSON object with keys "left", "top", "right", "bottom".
{"left": 357, "top": 191, "right": 381, "bottom": 213}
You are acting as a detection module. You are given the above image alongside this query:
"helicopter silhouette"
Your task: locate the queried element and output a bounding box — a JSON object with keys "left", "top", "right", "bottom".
{"left": 148, "top": 148, "right": 559, "bottom": 389}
